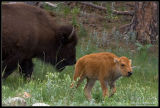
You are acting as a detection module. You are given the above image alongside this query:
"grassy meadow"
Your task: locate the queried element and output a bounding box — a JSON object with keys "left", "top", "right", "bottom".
{"left": 2, "top": 36, "right": 158, "bottom": 106}
{"left": 2, "top": 2, "right": 158, "bottom": 106}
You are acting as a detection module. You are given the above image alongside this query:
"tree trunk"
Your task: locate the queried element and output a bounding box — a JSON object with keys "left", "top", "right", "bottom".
{"left": 120, "top": 2, "right": 158, "bottom": 44}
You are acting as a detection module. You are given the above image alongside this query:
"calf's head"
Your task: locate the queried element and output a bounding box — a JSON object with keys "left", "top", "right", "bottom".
{"left": 114, "top": 56, "right": 132, "bottom": 77}
{"left": 55, "top": 25, "right": 78, "bottom": 71}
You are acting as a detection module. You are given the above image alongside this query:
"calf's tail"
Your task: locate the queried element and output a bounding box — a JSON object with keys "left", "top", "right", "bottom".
{"left": 70, "top": 60, "right": 84, "bottom": 88}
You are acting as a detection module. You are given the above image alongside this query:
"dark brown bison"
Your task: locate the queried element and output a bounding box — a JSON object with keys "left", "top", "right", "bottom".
{"left": 2, "top": 3, "right": 78, "bottom": 80}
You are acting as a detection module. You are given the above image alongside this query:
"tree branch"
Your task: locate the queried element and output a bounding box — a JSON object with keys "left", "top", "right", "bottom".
{"left": 79, "top": 2, "right": 134, "bottom": 16}
{"left": 44, "top": 2, "right": 57, "bottom": 8}
{"left": 80, "top": 2, "right": 107, "bottom": 10}
{"left": 112, "top": 10, "right": 134, "bottom": 16}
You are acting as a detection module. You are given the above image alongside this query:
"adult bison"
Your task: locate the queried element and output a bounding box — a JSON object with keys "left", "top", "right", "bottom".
{"left": 2, "top": 3, "right": 78, "bottom": 80}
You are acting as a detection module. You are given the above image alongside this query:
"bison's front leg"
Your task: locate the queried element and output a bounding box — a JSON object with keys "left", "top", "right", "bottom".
{"left": 2, "top": 60, "right": 18, "bottom": 80}
{"left": 2, "top": 53, "right": 24, "bottom": 80}
{"left": 109, "top": 82, "right": 116, "bottom": 97}
{"left": 84, "top": 78, "right": 96, "bottom": 101}
{"left": 19, "top": 59, "right": 33, "bottom": 80}
{"left": 100, "top": 80, "right": 109, "bottom": 98}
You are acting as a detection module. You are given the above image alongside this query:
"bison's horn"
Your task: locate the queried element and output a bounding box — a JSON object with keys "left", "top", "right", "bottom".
{"left": 68, "top": 26, "right": 74, "bottom": 39}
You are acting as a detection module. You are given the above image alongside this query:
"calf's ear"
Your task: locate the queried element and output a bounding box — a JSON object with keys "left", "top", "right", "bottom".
{"left": 114, "top": 58, "right": 119, "bottom": 63}
{"left": 129, "top": 59, "right": 132, "bottom": 65}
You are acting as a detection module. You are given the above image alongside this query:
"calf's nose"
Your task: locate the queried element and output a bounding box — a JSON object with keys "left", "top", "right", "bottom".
{"left": 128, "top": 71, "right": 132, "bottom": 76}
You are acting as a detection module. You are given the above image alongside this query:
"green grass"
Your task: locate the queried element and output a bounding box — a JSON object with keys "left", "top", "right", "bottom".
{"left": 2, "top": 37, "right": 158, "bottom": 106}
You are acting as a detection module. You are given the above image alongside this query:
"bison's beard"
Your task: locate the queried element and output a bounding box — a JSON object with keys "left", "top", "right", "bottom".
{"left": 55, "top": 59, "right": 76, "bottom": 72}
{"left": 55, "top": 65, "right": 65, "bottom": 71}
{"left": 55, "top": 59, "right": 67, "bottom": 72}
{"left": 55, "top": 61, "right": 67, "bottom": 72}
{"left": 41, "top": 57, "right": 75, "bottom": 72}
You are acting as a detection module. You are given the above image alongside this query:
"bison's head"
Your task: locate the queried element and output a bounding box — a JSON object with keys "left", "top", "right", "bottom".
{"left": 114, "top": 57, "right": 133, "bottom": 77}
{"left": 55, "top": 24, "right": 78, "bottom": 71}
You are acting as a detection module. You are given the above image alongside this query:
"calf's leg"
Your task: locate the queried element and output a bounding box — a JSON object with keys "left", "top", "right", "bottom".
{"left": 100, "top": 79, "right": 109, "bottom": 98}
{"left": 84, "top": 78, "right": 96, "bottom": 101}
{"left": 109, "top": 82, "right": 116, "bottom": 97}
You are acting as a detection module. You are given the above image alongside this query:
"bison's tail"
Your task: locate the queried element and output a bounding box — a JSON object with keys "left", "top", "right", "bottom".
{"left": 70, "top": 60, "right": 84, "bottom": 88}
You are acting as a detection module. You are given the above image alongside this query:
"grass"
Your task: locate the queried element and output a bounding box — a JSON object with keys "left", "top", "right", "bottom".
{"left": 2, "top": 2, "right": 158, "bottom": 106}
{"left": 2, "top": 35, "right": 158, "bottom": 106}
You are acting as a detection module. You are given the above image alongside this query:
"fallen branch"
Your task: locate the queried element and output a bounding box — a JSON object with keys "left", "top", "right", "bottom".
{"left": 8, "top": 2, "right": 57, "bottom": 8}
{"left": 79, "top": 2, "right": 134, "bottom": 16}
{"left": 44, "top": 2, "right": 57, "bottom": 8}
{"left": 80, "top": 2, "right": 107, "bottom": 10}
{"left": 112, "top": 10, "right": 134, "bottom": 16}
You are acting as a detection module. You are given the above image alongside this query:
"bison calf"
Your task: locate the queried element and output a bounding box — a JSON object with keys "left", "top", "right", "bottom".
{"left": 71, "top": 52, "right": 133, "bottom": 100}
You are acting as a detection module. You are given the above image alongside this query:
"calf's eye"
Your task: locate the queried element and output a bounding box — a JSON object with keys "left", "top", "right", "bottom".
{"left": 121, "top": 64, "right": 125, "bottom": 67}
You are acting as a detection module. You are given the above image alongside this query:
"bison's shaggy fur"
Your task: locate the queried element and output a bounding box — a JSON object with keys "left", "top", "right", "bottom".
{"left": 2, "top": 3, "right": 78, "bottom": 80}
{"left": 71, "top": 52, "right": 133, "bottom": 100}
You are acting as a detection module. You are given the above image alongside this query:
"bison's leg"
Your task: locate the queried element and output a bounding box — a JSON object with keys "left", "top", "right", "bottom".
{"left": 2, "top": 63, "right": 17, "bottom": 80}
{"left": 109, "top": 82, "right": 116, "bottom": 97}
{"left": 99, "top": 80, "right": 109, "bottom": 98}
{"left": 2, "top": 54, "right": 23, "bottom": 80}
{"left": 19, "top": 59, "right": 33, "bottom": 79}
{"left": 84, "top": 78, "right": 96, "bottom": 101}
